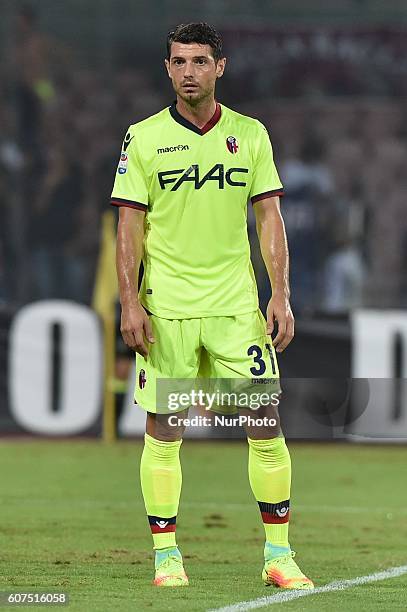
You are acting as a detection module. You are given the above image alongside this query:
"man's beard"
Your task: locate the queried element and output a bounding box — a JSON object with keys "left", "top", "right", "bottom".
{"left": 177, "top": 86, "right": 211, "bottom": 106}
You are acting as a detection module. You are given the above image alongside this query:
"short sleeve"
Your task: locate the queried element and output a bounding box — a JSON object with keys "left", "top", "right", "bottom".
{"left": 110, "top": 127, "right": 148, "bottom": 212}
{"left": 250, "top": 124, "right": 284, "bottom": 204}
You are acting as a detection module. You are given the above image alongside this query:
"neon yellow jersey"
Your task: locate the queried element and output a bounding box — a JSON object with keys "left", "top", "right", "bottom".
{"left": 111, "top": 102, "right": 284, "bottom": 319}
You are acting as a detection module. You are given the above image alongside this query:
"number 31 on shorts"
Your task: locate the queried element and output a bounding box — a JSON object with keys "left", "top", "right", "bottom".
{"left": 247, "top": 343, "right": 277, "bottom": 376}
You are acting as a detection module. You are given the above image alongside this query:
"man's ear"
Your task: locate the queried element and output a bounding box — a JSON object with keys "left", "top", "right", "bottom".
{"left": 164, "top": 58, "right": 171, "bottom": 78}
{"left": 216, "top": 57, "right": 226, "bottom": 79}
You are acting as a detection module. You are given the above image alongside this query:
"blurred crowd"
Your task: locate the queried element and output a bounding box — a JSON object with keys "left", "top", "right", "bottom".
{"left": 0, "top": 7, "right": 406, "bottom": 314}
{"left": 248, "top": 98, "right": 407, "bottom": 314}
{"left": 0, "top": 6, "right": 166, "bottom": 305}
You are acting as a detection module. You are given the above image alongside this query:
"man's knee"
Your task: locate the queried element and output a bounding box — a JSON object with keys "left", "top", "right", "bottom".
{"left": 241, "top": 404, "right": 281, "bottom": 439}
{"left": 146, "top": 409, "right": 189, "bottom": 441}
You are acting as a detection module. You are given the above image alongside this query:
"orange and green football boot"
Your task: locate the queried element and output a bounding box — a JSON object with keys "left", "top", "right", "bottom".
{"left": 262, "top": 544, "right": 314, "bottom": 589}
{"left": 153, "top": 547, "right": 189, "bottom": 587}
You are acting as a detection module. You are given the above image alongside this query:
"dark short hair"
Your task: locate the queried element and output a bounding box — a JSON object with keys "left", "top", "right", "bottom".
{"left": 167, "top": 22, "right": 223, "bottom": 62}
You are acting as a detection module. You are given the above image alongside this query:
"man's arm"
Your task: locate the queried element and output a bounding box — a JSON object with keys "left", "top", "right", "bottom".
{"left": 253, "top": 196, "right": 294, "bottom": 352}
{"left": 116, "top": 206, "right": 155, "bottom": 357}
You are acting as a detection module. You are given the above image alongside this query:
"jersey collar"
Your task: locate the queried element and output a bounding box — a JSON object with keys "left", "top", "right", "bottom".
{"left": 169, "top": 101, "right": 221, "bottom": 136}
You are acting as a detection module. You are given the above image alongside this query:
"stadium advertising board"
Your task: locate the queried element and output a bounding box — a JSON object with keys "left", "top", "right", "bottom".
{"left": 0, "top": 302, "right": 406, "bottom": 440}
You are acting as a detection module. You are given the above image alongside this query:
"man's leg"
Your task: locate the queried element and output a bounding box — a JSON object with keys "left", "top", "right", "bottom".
{"left": 242, "top": 405, "right": 314, "bottom": 589}
{"left": 135, "top": 314, "right": 201, "bottom": 585}
{"left": 243, "top": 406, "right": 291, "bottom": 550}
{"left": 141, "top": 411, "right": 187, "bottom": 550}
{"left": 199, "top": 310, "right": 313, "bottom": 587}
{"left": 140, "top": 410, "right": 189, "bottom": 586}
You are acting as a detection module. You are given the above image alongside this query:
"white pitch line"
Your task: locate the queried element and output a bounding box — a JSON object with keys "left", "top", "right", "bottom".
{"left": 208, "top": 564, "right": 407, "bottom": 612}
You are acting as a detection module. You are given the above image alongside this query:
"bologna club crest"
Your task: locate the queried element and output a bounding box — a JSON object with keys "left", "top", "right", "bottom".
{"left": 139, "top": 369, "right": 146, "bottom": 389}
{"left": 226, "top": 136, "right": 239, "bottom": 154}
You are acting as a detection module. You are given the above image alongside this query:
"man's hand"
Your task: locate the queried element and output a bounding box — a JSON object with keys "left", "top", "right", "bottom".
{"left": 266, "top": 293, "right": 294, "bottom": 353}
{"left": 120, "top": 302, "right": 155, "bottom": 357}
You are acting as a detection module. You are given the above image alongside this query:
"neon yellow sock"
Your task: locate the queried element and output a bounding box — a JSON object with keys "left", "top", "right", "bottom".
{"left": 247, "top": 436, "right": 291, "bottom": 547}
{"left": 140, "top": 433, "right": 183, "bottom": 550}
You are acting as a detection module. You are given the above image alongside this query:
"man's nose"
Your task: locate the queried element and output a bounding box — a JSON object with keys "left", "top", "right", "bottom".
{"left": 183, "top": 61, "right": 195, "bottom": 78}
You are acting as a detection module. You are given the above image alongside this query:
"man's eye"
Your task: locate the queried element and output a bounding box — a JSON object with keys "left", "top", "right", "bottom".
{"left": 196, "top": 59, "right": 206, "bottom": 64}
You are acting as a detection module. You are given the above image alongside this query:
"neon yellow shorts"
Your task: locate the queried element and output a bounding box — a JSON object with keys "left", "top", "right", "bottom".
{"left": 135, "top": 309, "right": 280, "bottom": 414}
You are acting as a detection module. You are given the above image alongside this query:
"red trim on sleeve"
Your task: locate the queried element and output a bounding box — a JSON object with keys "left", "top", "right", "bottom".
{"left": 251, "top": 189, "right": 284, "bottom": 204}
{"left": 110, "top": 198, "right": 148, "bottom": 212}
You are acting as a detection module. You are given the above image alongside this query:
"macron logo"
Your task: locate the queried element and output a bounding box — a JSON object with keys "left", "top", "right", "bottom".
{"left": 157, "top": 144, "right": 189, "bottom": 154}
{"left": 276, "top": 507, "right": 289, "bottom": 517}
{"left": 156, "top": 520, "right": 169, "bottom": 528}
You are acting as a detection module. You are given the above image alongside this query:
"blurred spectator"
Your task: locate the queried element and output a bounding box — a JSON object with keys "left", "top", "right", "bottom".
{"left": 12, "top": 4, "right": 54, "bottom": 158}
{"left": 279, "top": 132, "right": 334, "bottom": 314}
{"left": 323, "top": 244, "right": 365, "bottom": 312}
{"left": 322, "top": 191, "right": 366, "bottom": 312}
{"left": 30, "top": 144, "right": 86, "bottom": 302}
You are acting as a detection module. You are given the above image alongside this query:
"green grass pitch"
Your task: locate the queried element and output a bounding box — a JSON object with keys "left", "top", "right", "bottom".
{"left": 1, "top": 440, "right": 407, "bottom": 611}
